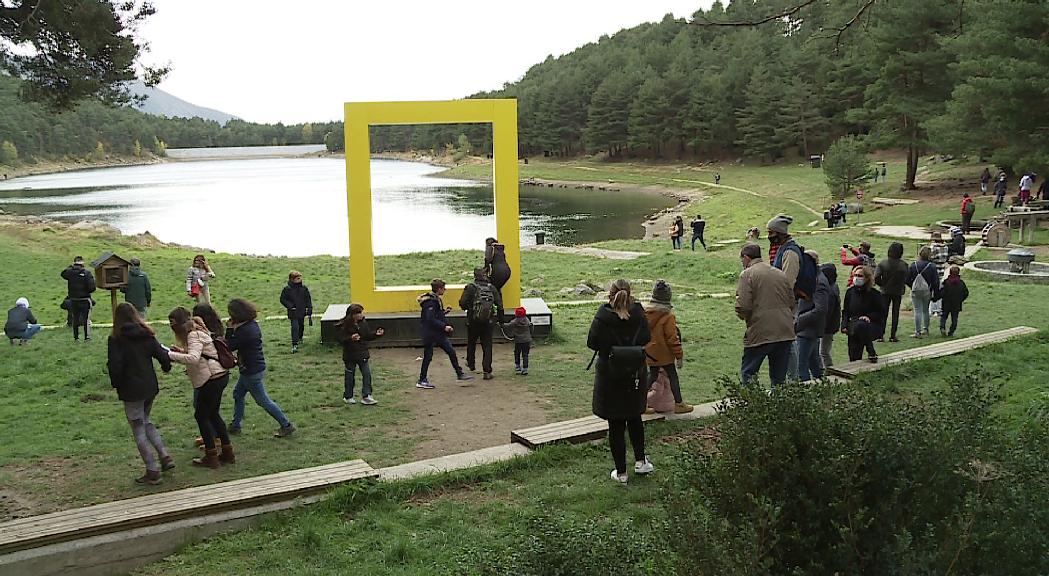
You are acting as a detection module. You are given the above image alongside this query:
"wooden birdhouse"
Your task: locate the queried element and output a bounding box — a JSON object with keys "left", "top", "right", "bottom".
{"left": 91, "top": 252, "right": 131, "bottom": 289}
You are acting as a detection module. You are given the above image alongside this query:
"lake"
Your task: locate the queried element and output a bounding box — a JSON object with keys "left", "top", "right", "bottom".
{"left": 0, "top": 157, "right": 671, "bottom": 257}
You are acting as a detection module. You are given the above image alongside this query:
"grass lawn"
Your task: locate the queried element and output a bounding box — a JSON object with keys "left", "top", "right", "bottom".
{"left": 1, "top": 154, "right": 1046, "bottom": 573}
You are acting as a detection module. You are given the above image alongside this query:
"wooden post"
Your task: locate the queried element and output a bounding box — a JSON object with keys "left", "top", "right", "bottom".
{"left": 110, "top": 288, "right": 118, "bottom": 324}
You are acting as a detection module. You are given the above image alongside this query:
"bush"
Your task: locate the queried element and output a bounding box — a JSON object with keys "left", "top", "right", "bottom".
{"left": 0, "top": 139, "right": 17, "bottom": 164}
{"left": 664, "top": 375, "right": 1049, "bottom": 575}
{"left": 823, "top": 135, "right": 870, "bottom": 200}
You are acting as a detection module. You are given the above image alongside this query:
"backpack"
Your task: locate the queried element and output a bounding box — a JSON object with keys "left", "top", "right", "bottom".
{"left": 471, "top": 283, "right": 497, "bottom": 323}
{"left": 587, "top": 318, "right": 649, "bottom": 382}
{"left": 205, "top": 336, "right": 239, "bottom": 369}
{"left": 964, "top": 200, "right": 975, "bottom": 215}
{"left": 774, "top": 241, "right": 819, "bottom": 300}
{"left": 912, "top": 262, "right": 933, "bottom": 298}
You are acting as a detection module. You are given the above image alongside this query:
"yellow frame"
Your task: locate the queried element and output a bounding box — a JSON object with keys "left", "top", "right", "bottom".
{"left": 344, "top": 99, "right": 520, "bottom": 313}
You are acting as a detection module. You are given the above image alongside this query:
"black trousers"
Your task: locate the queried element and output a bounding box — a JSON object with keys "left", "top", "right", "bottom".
{"left": 885, "top": 294, "right": 902, "bottom": 339}
{"left": 70, "top": 299, "right": 91, "bottom": 340}
{"left": 465, "top": 321, "right": 494, "bottom": 374}
{"left": 847, "top": 321, "right": 879, "bottom": 361}
{"left": 607, "top": 418, "right": 646, "bottom": 475}
{"left": 194, "top": 373, "right": 230, "bottom": 450}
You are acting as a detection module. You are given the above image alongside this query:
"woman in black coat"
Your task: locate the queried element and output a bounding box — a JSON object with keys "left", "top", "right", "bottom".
{"left": 587, "top": 279, "right": 652, "bottom": 484}
{"left": 840, "top": 266, "right": 887, "bottom": 363}
{"left": 107, "top": 303, "right": 173, "bottom": 485}
{"left": 484, "top": 237, "right": 512, "bottom": 293}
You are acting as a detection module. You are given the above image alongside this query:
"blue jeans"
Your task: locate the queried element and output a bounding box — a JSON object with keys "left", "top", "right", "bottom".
{"left": 230, "top": 369, "right": 291, "bottom": 429}
{"left": 912, "top": 293, "right": 932, "bottom": 334}
{"left": 797, "top": 336, "right": 824, "bottom": 381}
{"left": 741, "top": 341, "right": 792, "bottom": 388}
{"left": 290, "top": 317, "right": 305, "bottom": 345}
{"left": 786, "top": 339, "right": 799, "bottom": 381}
{"left": 419, "top": 336, "right": 462, "bottom": 382}
{"left": 344, "top": 358, "right": 372, "bottom": 399}
{"left": 939, "top": 310, "right": 960, "bottom": 335}
{"left": 12, "top": 324, "right": 42, "bottom": 342}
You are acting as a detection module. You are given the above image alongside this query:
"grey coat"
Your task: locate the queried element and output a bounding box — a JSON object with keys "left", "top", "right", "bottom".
{"left": 795, "top": 271, "right": 830, "bottom": 339}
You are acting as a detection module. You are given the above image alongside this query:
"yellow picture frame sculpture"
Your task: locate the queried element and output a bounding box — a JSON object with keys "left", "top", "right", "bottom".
{"left": 344, "top": 99, "right": 521, "bottom": 313}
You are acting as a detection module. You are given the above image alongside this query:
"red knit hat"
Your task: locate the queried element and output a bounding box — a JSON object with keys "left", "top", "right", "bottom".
{"left": 515, "top": 307, "right": 527, "bottom": 317}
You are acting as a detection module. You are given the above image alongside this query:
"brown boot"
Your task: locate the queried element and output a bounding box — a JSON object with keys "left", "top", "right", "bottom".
{"left": 674, "top": 402, "right": 695, "bottom": 414}
{"left": 192, "top": 448, "right": 220, "bottom": 469}
{"left": 160, "top": 455, "right": 176, "bottom": 471}
{"left": 135, "top": 469, "right": 162, "bottom": 485}
{"left": 219, "top": 443, "right": 236, "bottom": 465}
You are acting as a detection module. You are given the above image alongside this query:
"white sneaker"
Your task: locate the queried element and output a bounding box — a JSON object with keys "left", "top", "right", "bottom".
{"left": 634, "top": 457, "right": 654, "bottom": 475}
{"left": 361, "top": 395, "right": 378, "bottom": 406}
{"left": 416, "top": 380, "right": 435, "bottom": 389}
{"left": 610, "top": 469, "right": 628, "bottom": 484}
{"left": 343, "top": 397, "right": 355, "bottom": 405}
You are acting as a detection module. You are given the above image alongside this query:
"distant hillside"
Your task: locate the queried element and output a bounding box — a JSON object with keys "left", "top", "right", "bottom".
{"left": 129, "top": 81, "right": 239, "bottom": 125}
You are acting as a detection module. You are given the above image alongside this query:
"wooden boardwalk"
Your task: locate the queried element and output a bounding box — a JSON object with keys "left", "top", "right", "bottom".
{"left": 828, "top": 326, "right": 1037, "bottom": 378}
{"left": 510, "top": 413, "right": 665, "bottom": 449}
{"left": 0, "top": 459, "right": 376, "bottom": 555}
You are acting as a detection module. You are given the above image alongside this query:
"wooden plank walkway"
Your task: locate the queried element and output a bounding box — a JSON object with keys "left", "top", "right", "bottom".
{"left": 0, "top": 459, "right": 376, "bottom": 555}
{"left": 510, "top": 413, "right": 664, "bottom": 449}
{"left": 828, "top": 326, "right": 1037, "bottom": 378}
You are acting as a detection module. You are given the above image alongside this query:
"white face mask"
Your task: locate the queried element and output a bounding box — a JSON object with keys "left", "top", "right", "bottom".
{"left": 853, "top": 277, "right": 866, "bottom": 287}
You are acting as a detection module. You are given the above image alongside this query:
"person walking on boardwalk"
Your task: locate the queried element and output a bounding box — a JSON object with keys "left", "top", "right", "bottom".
{"left": 735, "top": 243, "right": 796, "bottom": 387}
{"left": 279, "top": 271, "right": 313, "bottom": 353}
{"left": 166, "top": 307, "right": 233, "bottom": 469}
{"left": 644, "top": 280, "right": 693, "bottom": 413}
{"left": 875, "top": 242, "right": 909, "bottom": 342}
{"left": 337, "top": 303, "right": 384, "bottom": 405}
{"left": 690, "top": 215, "right": 707, "bottom": 251}
{"left": 459, "top": 267, "right": 503, "bottom": 380}
{"left": 62, "top": 255, "right": 96, "bottom": 342}
{"left": 187, "top": 255, "right": 215, "bottom": 305}
{"left": 108, "top": 303, "right": 173, "bottom": 485}
{"left": 906, "top": 247, "right": 941, "bottom": 338}
{"left": 841, "top": 266, "right": 886, "bottom": 363}
{"left": 586, "top": 279, "right": 653, "bottom": 484}
{"left": 121, "top": 258, "right": 152, "bottom": 318}
{"left": 484, "top": 238, "right": 512, "bottom": 295}
{"left": 939, "top": 266, "right": 969, "bottom": 337}
{"left": 819, "top": 263, "right": 841, "bottom": 370}
{"left": 225, "top": 298, "right": 296, "bottom": 438}
{"left": 5, "top": 297, "right": 42, "bottom": 345}
{"left": 418, "top": 278, "right": 473, "bottom": 389}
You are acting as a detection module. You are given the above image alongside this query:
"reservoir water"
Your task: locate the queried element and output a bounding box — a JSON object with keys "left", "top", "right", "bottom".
{"left": 0, "top": 156, "right": 671, "bottom": 257}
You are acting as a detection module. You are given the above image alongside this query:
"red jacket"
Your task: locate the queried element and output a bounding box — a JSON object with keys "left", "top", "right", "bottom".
{"left": 960, "top": 196, "right": 974, "bottom": 215}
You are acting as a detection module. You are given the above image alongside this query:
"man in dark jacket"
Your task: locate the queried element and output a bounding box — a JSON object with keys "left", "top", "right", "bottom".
{"left": 690, "top": 215, "right": 707, "bottom": 251}
{"left": 121, "top": 258, "right": 152, "bottom": 317}
{"left": 279, "top": 271, "right": 313, "bottom": 353}
{"left": 874, "top": 242, "right": 909, "bottom": 342}
{"left": 5, "top": 298, "right": 41, "bottom": 345}
{"left": 61, "top": 256, "right": 96, "bottom": 342}
{"left": 458, "top": 268, "right": 503, "bottom": 380}
{"left": 795, "top": 263, "right": 829, "bottom": 381}
{"left": 418, "top": 278, "right": 472, "bottom": 389}
{"left": 819, "top": 264, "right": 841, "bottom": 369}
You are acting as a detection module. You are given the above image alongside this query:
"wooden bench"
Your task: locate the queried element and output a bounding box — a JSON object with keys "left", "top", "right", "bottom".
{"left": 511, "top": 413, "right": 664, "bottom": 449}
{"left": 828, "top": 326, "right": 1038, "bottom": 379}
{"left": 0, "top": 459, "right": 376, "bottom": 554}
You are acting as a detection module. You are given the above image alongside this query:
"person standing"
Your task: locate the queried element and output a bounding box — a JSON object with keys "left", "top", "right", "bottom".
{"left": 644, "top": 280, "right": 693, "bottom": 414}
{"left": 418, "top": 279, "right": 473, "bottom": 389}
{"left": 5, "top": 298, "right": 42, "bottom": 345}
{"left": 225, "top": 298, "right": 296, "bottom": 438}
{"left": 484, "top": 238, "right": 512, "bottom": 295}
{"left": 337, "top": 303, "right": 384, "bottom": 405}
{"left": 279, "top": 271, "right": 313, "bottom": 353}
{"left": 121, "top": 258, "right": 152, "bottom": 318}
{"left": 735, "top": 244, "right": 796, "bottom": 387}
{"left": 819, "top": 263, "right": 841, "bottom": 370}
{"left": 674, "top": 216, "right": 686, "bottom": 250}
{"left": 874, "top": 242, "right": 909, "bottom": 342}
{"left": 795, "top": 254, "right": 829, "bottom": 381}
{"left": 993, "top": 173, "right": 1008, "bottom": 209}
{"left": 61, "top": 255, "right": 96, "bottom": 342}
{"left": 714, "top": 172, "right": 721, "bottom": 185}
{"left": 960, "top": 192, "right": 975, "bottom": 234}
{"left": 1040, "top": 175, "right": 1049, "bottom": 201}
{"left": 690, "top": 215, "right": 707, "bottom": 251}
{"left": 840, "top": 241, "right": 876, "bottom": 275}
{"left": 510, "top": 307, "right": 533, "bottom": 375}
{"left": 906, "top": 247, "right": 941, "bottom": 338}
{"left": 187, "top": 255, "right": 215, "bottom": 305}
{"left": 107, "top": 303, "right": 174, "bottom": 484}
{"left": 838, "top": 200, "right": 848, "bottom": 224}
{"left": 586, "top": 279, "right": 653, "bottom": 484}
{"left": 939, "top": 266, "right": 969, "bottom": 337}
{"left": 840, "top": 266, "right": 886, "bottom": 363}
{"left": 459, "top": 268, "right": 503, "bottom": 380}
{"left": 767, "top": 214, "right": 802, "bottom": 380}
{"left": 1019, "top": 172, "right": 1035, "bottom": 206}
{"left": 979, "top": 167, "right": 991, "bottom": 195}
{"left": 166, "top": 307, "right": 233, "bottom": 469}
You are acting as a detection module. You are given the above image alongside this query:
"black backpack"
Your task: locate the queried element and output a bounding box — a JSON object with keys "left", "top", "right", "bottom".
{"left": 471, "top": 283, "right": 497, "bottom": 323}
{"left": 587, "top": 318, "right": 650, "bottom": 385}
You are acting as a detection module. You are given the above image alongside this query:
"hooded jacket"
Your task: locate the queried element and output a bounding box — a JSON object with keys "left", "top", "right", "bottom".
{"left": 61, "top": 265, "right": 96, "bottom": 299}
{"left": 940, "top": 276, "right": 970, "bottom": 313}
{"left": 418, "top": 291, "right": 450, "bottom": 344}
{"left": 4, "top": 303, "right": 37, "bottom": 339}
{"left": 168, "top": 326, "right": 227, "bottom": 388}
{"left": 587, "top": 302, "right": 651, "bottom": 420}
{"left": 795, "top": 270, "right": 830, "bottom": 339}
{"left": 280, "top": 281, "right": 313, "bottom": 319}
{"left": 644, "top": 305, "right": 683, "bottom": 366}
{"left": 122, "top": 266, "right": 152, "bottom": 311}
{"left": 875, "top": 243, "right": 909, "bottom": 297}
{"left": 107, "top": 323, "right": 171, "bottom": 402}
{"left": 820, "top": 264, "right": 841, "bottom": 335}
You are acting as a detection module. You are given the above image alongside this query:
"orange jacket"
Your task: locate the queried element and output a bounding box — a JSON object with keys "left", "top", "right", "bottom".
{"left": 644, "top": 307, "right": 683, "bottom": 366}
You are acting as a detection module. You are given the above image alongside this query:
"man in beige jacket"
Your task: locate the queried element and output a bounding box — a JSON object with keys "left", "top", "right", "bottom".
{"left": 735, "top": 243, "right": 796, "bottom": 387}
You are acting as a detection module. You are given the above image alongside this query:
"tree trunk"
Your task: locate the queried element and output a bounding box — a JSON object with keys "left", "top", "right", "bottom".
{"left": 905, "top": 144, "right": 919, "bottom": 190}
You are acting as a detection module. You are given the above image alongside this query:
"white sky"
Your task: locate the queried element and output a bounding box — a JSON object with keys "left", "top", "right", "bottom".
{"left": 139, "top": 1, "right": 714, "bottom": 124}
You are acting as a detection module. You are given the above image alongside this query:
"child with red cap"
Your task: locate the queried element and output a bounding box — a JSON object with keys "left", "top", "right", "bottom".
{"left": 510, "top": 307, "right": 533, "bottom": 375}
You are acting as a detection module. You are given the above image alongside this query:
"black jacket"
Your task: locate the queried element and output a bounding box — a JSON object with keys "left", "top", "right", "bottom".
{"left": 61, "top": 265, "right": 96, "bottom": 299}
{"left": 419, "top": 292, "right": 450, "bottom": 344}
{"left": 796, "top": 271, "right": 830, "bottom": 339}
{"left": 280, "top": 282, "right": 313, "bottom": 319}
{"left": 940, "top": 278, "right": 970, "bottom": 313}
{"left": 4, "top": 306, "right": 37, "bottom": 338}
{"left": 587, "top": 302, "right": 651, "bottom": 420}
{"left": 225, "top": 320, "right": 266, "bottom": 375}
{"left": 338, "top": 319, "right": 381, "bottom": 362}
{"left": 820, "top": 264, "right": 841, "bottom": 335}
{"left": 107, "top": 324, "right": 171, "bottom": 402}
{"left": 948, "top": 235, "right": 966, "bottom": 257}
{"left": 690, "top": 219, "right": 706, "bottom": 236}
{"left": 841, "top": 285, "right": 887, "bottom": 337}
{"left": 875, "top": 257, "right": 909, "bottom": 297}
{"left": 459, "top": 280, "right": 504, "bottom": 324}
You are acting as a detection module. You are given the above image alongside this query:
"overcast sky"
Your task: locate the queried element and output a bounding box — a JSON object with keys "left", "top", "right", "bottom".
{"left": 139, "top": 1, "right": 715, "bottom": 124}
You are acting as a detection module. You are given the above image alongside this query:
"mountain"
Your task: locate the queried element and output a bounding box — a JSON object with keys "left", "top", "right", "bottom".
{"left": 129, "top": 81, "right": 239, "bottom": 125}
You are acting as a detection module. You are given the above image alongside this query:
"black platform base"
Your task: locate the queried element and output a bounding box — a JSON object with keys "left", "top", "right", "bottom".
{"left": 320, "top": 298, "right": 552, "bottom": 347}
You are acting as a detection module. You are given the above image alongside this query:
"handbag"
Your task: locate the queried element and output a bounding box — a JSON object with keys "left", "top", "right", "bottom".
{"left": 190, "top": 280, "right": 201, "bottom": 297}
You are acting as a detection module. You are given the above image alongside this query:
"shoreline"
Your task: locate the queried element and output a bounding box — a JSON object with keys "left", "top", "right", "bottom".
{"left": 0, "top": 155, "right": 165, "bottom": 180}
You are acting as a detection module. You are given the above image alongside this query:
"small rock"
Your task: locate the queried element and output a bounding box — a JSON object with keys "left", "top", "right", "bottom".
{"left": 530, "top": 276, "right": 545, "bottom": 286}
{"left": 573, "top": 284, "right": 596, "bottom": 296}
{"left": 526, "top": 288, "right": 544, "bottom": 297}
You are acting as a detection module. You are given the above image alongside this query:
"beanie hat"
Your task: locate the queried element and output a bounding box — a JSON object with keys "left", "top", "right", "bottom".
{"left": 15, "top": 297, "right": 29, "bottom": 308}
{"left": 514, "top": 307, "right": 527, "bottom": 317}
{"left": 766, "top": 214, "right": 793, "bottom": 235}
{"left": 651, "top": 280, "right": 672, "bottom": 306}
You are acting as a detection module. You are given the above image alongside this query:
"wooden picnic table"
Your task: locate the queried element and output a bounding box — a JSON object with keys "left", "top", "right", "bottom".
{"left": 1002, "top": 208, "right": 1049, "bottom": 243}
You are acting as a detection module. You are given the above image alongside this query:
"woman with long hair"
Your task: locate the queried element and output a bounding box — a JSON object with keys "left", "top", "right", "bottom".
{"left": 167, "top": 307, "right": 233, "bottom": 468}
{"left": 186, "top": 255, "right": 216, "bottom": 305}
{"left": 108, "top": 303, "right": 173, "bottom": 484}
{"left": 840, "top": 266, "right": 887, "bottom": 363}
{"left": 226, "top": 298, "right": 295, "bottom": 437}
{"left": 586, "top": 279, "right": 652, "bottom": 484}
{"left": 191, "top": 303, "right": 224, "bottom": 337}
